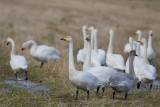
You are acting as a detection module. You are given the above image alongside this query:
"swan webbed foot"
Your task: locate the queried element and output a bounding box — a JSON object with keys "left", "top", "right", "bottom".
{"left": 125, "top": 92, "right": 128, "bottom": 100}
{"left": 87, "top": 90, "right": 89, "bottom": 99}
{"left": 40, "top": 62, "right": 44, "bottom": 68}
{"left": 25, "top": 71, "right": 28, "bottom": 80}
{"left": 150, "top": 84, "right": 152, "bottom": 91}
{"left": 137, "top": 81, "right": 141, "bottom": 89}
{"left": 113, "top": 91, "right": 115, "bottom": 99}
{"left": 75, "top": 89, "right": 79, "bottom": 100}
{"left": 15, "top": 73, "right": 17, "bottom": 80}
{"left": 96, "top": 87, "right": 100, "bottom": 95}
{"left": 102, "top": 87, "right": 105, "bottom": 93}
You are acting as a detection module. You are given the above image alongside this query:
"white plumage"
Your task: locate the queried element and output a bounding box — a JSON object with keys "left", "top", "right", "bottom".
{"left": 83, "top": 35, "right": 117, "bottom": 93}
{"left": 7, "top": 38, "right": 28, "bottom": 80}
{"left": 22, "top": 40, "right": 61, "bottom": 68}
{"left": 61, "top": 36, "right": 101, "bottom": 100}
{"left": 106, "top": 29, "right": 125, "bottom": 71}
{"left": 77, "top": 25, "right": 88, "bottom": 63}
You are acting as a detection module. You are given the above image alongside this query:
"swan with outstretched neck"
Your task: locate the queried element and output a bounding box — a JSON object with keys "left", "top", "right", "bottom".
{"left": 7, "top": 38, "right": 28, "bottom": 80}
{"left": 147, "top": 30, "right": 155, "bottom": 62}
{"left": 83, "top": 35, "right": 118, "bottom": 93}
{"left": 109, "top": 50, "right": 137, "bottom": 100}
{"left": 22, "top": 40, "right": 61, "bottom": 68}
{"left": 77, "top": 25, "right": 88, "bottom": 63}
{"left": 92, "top": 29, "right": 106, "bottom": 66}
{"left": 136, "top": 38, "right": 156, "bottom": 90}
{"left": 106, "top": 29, "right": 126, "bottom": 71}
{"left": 60, "top": 36, "right": 101, "bottom": 100}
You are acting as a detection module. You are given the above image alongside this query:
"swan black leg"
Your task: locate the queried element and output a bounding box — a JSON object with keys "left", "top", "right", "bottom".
{"left": 137, "top": 81, "right": 141, "bottom": 89}
{"left": 87, "top": 90, "right": 89, "bottom": 99}
{"left": 125, "top": 92, "right": 128, "bottom": 100}
{"left": 96, "top": 87, "right": 100, "bottom": 95}
{"left": 15, "top": 72, "right": 17, "bottom": 80}
{"left": 150, "top": 84, "right": 152, "bottom": 91}
{"left": 40, "top": 62, "right": 44, "bottom": 68}
{"left": 75, "top": 89, "right": 79, "bottom": 100}
{"left": 113, "top": 91, "right": 115, "bottom": 99}
{"left": 102, "top": 87, "right": 105, "bottom": 93}
{"left": 25, "top": 71, "right": 28, "bottom": 80}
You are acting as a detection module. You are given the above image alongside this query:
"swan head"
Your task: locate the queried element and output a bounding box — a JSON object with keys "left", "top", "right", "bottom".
{"left": 60, "top": 36, "right": 72, "bottom": 42}
{"left": 86, "top": 26, "right": 94, "bottom": 31}
{"left": 130, "top": 50, "right": 138, "bottom": 56}
{"left": 7, "top": 38, "right": 11, "bottom": 45}
{"left": 133, "top": 30, "right": 141, "bottom": 35}
{"left": 109, "top": 29, "right": 114, "bottom": 36}
{"left": 83, "top": 25, "right": 88, "bottom": 30}
{"left": 137, "top": 38, "right": 146, "bottom": 45}
{"left": 85, "top": 35, "right": 91, "bottom": 41}
{"left": 149, "top": 30, "right": 153, "bottom": 36}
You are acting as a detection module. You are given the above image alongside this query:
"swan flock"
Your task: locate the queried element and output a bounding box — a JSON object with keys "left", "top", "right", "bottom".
{"left": 6, "top": 25, "right": 156, "bottom": 100}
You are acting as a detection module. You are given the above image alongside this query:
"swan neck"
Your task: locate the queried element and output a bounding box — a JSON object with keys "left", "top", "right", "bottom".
{"left": 148, "top": 35, "right": 152, "bottom": 48}
{"left": 83, "top": 28, "right": 87, "bottom": 49}
{"left": 94, "top": 31, "right": 98, "bottom": 53}
{"left": 69, "top": 41, "right": 76, "bottom": 71}
{"left": 136, "top": 42, "right": 141, "bottom": 56}
{"left": 83, "top": 39, "right": 91, "bottom": 71}
{"left": 129, "top": 54, "right": 135, "bottom": 77}
{"left": 91, "top": 29, "right": 94, "bottom": 50}
{"left": 107, "top": 32, "right": 114, "bottom": 54}
{"left": 10, "top": 39, "right": 16, "bottom": 56}
{"left": 143, "top": 40, "right": 148, "bottom": 64}
{"left": 130, "top": 39, "right": 133, "bottom": 51}
{"left": 138, "top": 33, "right": 142, "bottom": 41}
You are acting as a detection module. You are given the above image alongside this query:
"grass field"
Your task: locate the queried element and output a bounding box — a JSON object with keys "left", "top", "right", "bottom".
{"left": 0, "top": 0, "right": 160, "bottom": 106}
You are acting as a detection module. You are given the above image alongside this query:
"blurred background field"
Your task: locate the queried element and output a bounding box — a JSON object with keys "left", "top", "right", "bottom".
{"left": 0, "top": 0, "right": 160, "bottom": 106}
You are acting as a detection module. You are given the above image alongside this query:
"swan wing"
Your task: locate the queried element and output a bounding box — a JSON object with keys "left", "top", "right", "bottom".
{"left": 106, "top": 54, "right": 125, "bottom": 70}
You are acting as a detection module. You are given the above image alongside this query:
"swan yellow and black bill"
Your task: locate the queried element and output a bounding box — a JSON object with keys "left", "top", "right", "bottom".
{"left": 133, "top": 31, "right": 137, "bottom": 35}
{"left": 86, "top": 35, "right": 90, "bottom": 41}
{"left": 60, "top": 37, "right": 67, "bottom": 41}
{"left": 150, "top": 32, "right": 153, "bottom": 36}
{"left": 137, "top": 40, "right": 142, "bottom": 44}
{"left": 22, "top": 46, "right": 25, "bottom": 51}
{"left": 87, "top": 27, "right": 91, "bottom": 31}
{"left": 7, "top": 42, "right": 10, "bottom": 45}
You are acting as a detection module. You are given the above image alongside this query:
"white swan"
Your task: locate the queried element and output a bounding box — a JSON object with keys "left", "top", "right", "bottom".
{"left": 92, "top": 29, "right": 106, "bottom": 66}
{"left": 7, "top": 38, "right": 28, "bottom": 80}
{"left": 60, "top": 36, "right": 102, "bottom": 100}
{"left": 77, "top": 25, "right": 88, "bottom": 63}
{"left": 109, "top": 50, "right": 137, "bottom": 100}
{"left": 133, "top": 30, "right": 144, "bottom": 57}
{"left": 83, "top": 35, "right": 118, "bottom": 93}
{"left": 106, "top": 29, "right": 126, "bottom": 71}
{"left": 22, "top": 40, "right": 61, "bottom": 68}
{"left": 124, "top": 37, "right": 137, "bottom": 54}
{"left": 136, "top": 38, "right": 156, "bottom": 90}
{"left": 147, "top": 30, "right": 155, "bottom": 62}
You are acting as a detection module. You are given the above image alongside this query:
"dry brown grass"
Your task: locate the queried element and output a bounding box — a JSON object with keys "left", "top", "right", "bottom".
{"left": 0, "top": 0, "right": 160, "bottom": 106}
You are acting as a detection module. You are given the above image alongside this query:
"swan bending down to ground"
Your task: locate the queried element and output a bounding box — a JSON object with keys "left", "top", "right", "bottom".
{"left": 60, "top": 36, "right": 101, "bottom": 100}
{"left": 106, "top": 29, "right": 125, "bottom": 71}
{"left": 77, "top": 25, "right": 88, "bottom": 63}
{"left": 136, "top": 38, "right": 156, "bottom": 90}
{"left": 92, "top": 29, "right": 106, "bottom": 66}
{"left": 147, "top": 30, "right": 155, "bottom": 62}
{"left": 109, "top": 50, "right": 137, "bottom": 100}
{"left": 22, "top": 40, "right": 61, "bottom": 68}
{"left": 7, "top": 38, "right": 28, "bottom": 80}
{"left": 83, "top": 35, "right": 117, "bottom": 93}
